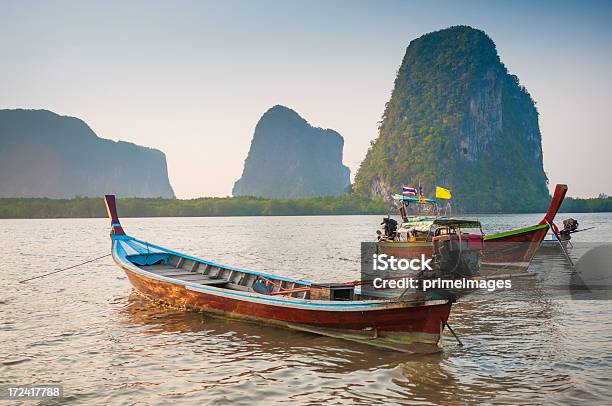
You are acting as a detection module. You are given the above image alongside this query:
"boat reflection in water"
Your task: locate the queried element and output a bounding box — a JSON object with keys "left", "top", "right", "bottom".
{"left": 120, "top": 292, "right": 442, "bottom": 368}
{"left": 117, "top": 286, "right": 573, "bottom": 405}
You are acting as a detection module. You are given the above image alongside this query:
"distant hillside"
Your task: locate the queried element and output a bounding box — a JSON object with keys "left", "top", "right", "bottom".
{"left": 0, "top": 109, "right": 174, "bottom": 198}
{"left": 233, "top": 105, "right": 350, "bottom": 198}
{"left": 354, "top": 26, "right": 549, "bottom": 212}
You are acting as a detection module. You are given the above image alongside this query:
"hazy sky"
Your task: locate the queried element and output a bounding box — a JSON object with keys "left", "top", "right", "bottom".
{"left": 1, "top": 0, "right": 610, "bottom": 198}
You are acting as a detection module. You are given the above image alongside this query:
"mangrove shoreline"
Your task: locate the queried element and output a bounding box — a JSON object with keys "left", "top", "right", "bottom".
{"left": 0, "top": 194, "right": 611, "bottom": 219}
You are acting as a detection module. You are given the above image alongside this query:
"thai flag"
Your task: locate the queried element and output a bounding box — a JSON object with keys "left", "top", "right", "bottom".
{"left": 402, "top": 185, "right": 417, "bottom": 196}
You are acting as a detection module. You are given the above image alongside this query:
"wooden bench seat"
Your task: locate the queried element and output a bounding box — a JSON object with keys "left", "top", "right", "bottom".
{"left": 154, "top": 271, "right": 193, "bottom": 277}
{"left": 169, "top": 274, "right": 230, "bottom": 285}
{"left": 182, "top": 278, "right": 230, "bottom": 286}
{"left": 140, "top": 264, "right": 229, "bottom": 286}
{"left": 143, "top": 265, "right": 177, "bottom": 272}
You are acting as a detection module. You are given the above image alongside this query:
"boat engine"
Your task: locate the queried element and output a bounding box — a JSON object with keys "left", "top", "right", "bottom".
{"left": 380, "top": 217, "right": 398, "bottom": 240}
{"left": 431, "top": 232, "right": 482, "bottom": 277}
{"left": 561, "top": 218, "right": 579, "bottom": 235}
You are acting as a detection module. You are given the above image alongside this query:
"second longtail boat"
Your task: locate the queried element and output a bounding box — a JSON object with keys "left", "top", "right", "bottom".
{"left": 378, "top": 184, "right": 568, "bottom": 272}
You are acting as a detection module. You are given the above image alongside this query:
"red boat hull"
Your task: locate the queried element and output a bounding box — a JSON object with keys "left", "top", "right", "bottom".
{"left": 482, "top": 184, "right": 567, "bottom": 269}
{"left": 378, "top": 185, "right": 568, "bottom": 271}
{"left": 119, "top": 264, "right": 451, "bottom": 345}
{"left": 481, "top": 225, "right": 549, "bottom": 269}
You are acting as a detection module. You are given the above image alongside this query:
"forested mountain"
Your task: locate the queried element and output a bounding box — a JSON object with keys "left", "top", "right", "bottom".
{"left": 354, "top": 26, "right": 549, "bottom": 212}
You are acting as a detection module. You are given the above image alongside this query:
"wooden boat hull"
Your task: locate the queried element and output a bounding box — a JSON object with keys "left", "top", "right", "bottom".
{"left": 379, "top": 225, "right": 548, "bottom": 270}
{"left": 377, "top": 184, "right": 568, "bottom": 272}
{"left": 481, "top": 184, "right": 567, "bottom": 270}
{"left": 121, "top": 258, "right": 448, "bottom": 337}
{"left": 116, "top": 260, "right": 450, "bottom": 350}
{"left": 378, "top": 240, "right": 434, "bottom": 258}
{"left": 481, "top": 225, "right": 549, "bottom": 269}
{"left": 104, "top": 195, "right": 452, "bottom": 352}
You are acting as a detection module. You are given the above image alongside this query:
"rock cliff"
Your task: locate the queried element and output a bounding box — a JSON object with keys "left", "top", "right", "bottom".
{"left": 354, "top": 26, "right": 549, "bottom": 212}
{"left": 233, "top": 105, "right": 350, "bottom": 198}
{"left": 0, "top": 109, "right": 175, "bottom": 198}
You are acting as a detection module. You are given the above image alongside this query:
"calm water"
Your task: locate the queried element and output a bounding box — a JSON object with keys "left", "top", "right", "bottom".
{"left": 2, "top": 213, "right": 612, "bottom": 405}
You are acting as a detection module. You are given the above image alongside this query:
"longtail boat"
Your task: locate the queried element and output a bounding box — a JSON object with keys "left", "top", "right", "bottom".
{"left": 378, "top": 184, "right": 568, "bottom": 272}
{"left": 104, "top": 195, "right": 453, "bottom": 352}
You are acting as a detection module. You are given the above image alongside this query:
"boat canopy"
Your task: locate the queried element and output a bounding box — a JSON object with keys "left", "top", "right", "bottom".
{"left": 396, "top": 223, "right": 431, "bottom": 234}
{"left": 392, "top": 194, "right": 436, "bottom": 204}
{"left": 432, "top": 219, "right": 482, "bottom": 228}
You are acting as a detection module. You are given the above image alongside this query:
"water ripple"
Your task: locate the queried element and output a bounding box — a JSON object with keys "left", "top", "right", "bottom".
{"left": 1, "top": 214, "right": 611, "bottom": 404}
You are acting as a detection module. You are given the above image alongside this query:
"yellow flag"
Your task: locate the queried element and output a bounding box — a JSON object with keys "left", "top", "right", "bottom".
{"left": 435, "top": 186, "right": 452, "bottom": 200}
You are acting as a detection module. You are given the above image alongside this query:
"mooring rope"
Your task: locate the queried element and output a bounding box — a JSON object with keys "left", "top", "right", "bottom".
{"left": 18, "top": 254, "right": 111, "bottom": 284}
